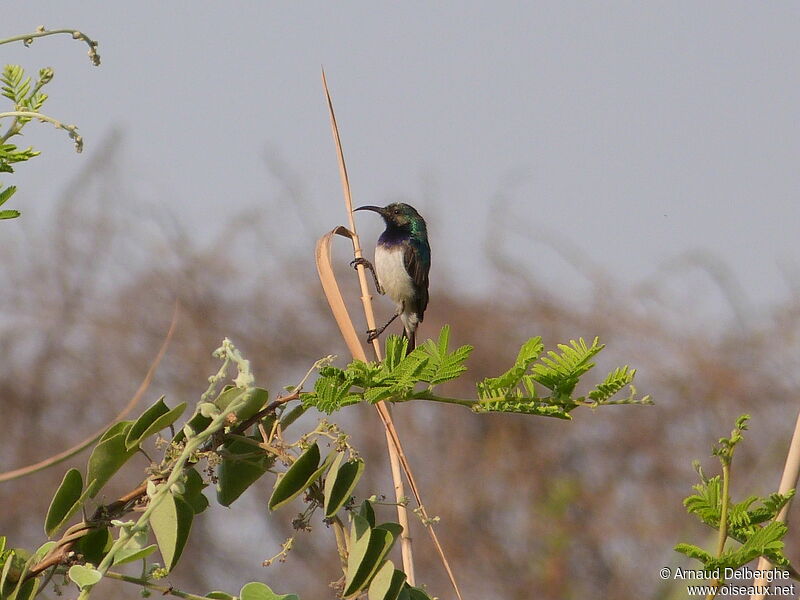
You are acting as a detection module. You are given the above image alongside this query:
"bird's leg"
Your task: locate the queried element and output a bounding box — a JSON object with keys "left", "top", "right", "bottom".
{"left": 350, "top": 257, "right": 383, "bottom": 294}
{"left": 366, "top": 313, "right": 399, "bottom": 342}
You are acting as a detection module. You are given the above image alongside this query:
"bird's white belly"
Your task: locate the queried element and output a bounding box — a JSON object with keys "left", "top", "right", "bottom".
{"left": 374, "top": 246, "right": 413, "bottom": 308}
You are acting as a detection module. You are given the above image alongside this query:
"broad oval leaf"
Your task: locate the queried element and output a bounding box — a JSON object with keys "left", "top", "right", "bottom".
{"left": 359, "top": 499, "right": 376, "bottom": 527}
{"left": 344, "top": 524, "right": 400, "bottom": 597}
{"left": 50, "top": 479, "right": 96, "bottom": 536}
{"left": 343, "top": 514, "right": 373, "bottom": 597}
{"left": 126, "top": 398, "right": 187, "bottom": 450}
{"left": 183, "top": 467, "right": 206, "bottom": 497}
{"left": 121, "top": 525, "right": 150, "bottom": 552}
{"left": 205, "top": 593, "right": 236, "bottom": 600}
{"left": 217, "top": 438, "right": 271, "bottom": 507}
{"left": 112, "top": 544, "right": 158, "bottom": 566}
{"left": 268, "top": 442, "right": 321, "bottom": 511}
{"left": 125, "top": 397, "right": 169, "bottom": 448}
{"left": 324, "top": 454, "right": 365, "bottom": 518}
{"left": 0, "top": 549, "right": 15, "bottom": 591}
{"left": 172, "top": 412, "right": 212, "bottom": 444}
{"left": 239, "top": 581, "right": 299, "bottom": 600}
{"left": 68, "top": 564, "right": 102, "bottom": 589}
{"left": 12, "top": 577, "right": 39, "bottom": 600}
{"left": 45, "top": 469, "right": 83, "bottom": 536}
{"left": 180, "top": 467, "right": 210, "bottom": 514}
{"left": 368, "top": 560, "right": 406, "bottom": 600}
{"left": 74, "top": 528, "right": 112, "bottom": 566}
{"left": 278, "top": 405, "right": 307, "bottom": 430}
{"left": 402, "top": 585, "right": 434, "bottom": 600}
{"left": 323, "top": 452, "right": 345, "bottom": 510}
{"left": 86, "top": 429, "right": 138, "bottom": 498}
{"left": 376, "top": 522, "right": 403, "bottom": 541}
{"left": 216, "top": 387, "right": 268, "bottom": 422}
{"left": 99, "top": 420, "right": 134, "bottom": 443}
{"left": 32, "top": 541, "right": 57, "bottom": 565}
{"left": 150, "top": 493, "right": 193, "bottom": 572}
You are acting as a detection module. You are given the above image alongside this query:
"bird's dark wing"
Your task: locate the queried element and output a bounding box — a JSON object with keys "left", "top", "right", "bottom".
{"left": 403, "top": 239, "right": 430, "bottom": 320}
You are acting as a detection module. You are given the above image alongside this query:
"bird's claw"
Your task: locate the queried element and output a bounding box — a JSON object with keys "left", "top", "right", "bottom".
{"left": 350, "top": 257, "right": 371, "bottom": 270}
{"left": 350, "top": 257, "right": 384, "bottom": 295}
{"left": 366, "top": 329, "right": 379, "bottom": 342}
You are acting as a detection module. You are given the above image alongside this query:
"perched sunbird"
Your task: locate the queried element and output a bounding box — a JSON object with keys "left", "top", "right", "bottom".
{"left": 352, "top": 203, "right": 431, "bottom": 350}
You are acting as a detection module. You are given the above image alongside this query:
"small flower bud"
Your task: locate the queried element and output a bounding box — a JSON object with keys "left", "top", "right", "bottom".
{"left": 38, "top": 67, "right": 54, "bottom": 84}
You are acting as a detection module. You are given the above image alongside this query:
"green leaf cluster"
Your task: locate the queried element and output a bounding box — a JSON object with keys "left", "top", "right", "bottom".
{"left": 302, "top": 326, "right": 649, "bottom": 419}
{"left": 0, "top": 56, "right": 93, "bottom": 220}
{"left": 476, "top": 335, "right": 649, "bottom": 418}
{"left": 675, "top": 414, "right": 796, "bottom": 578}
{"left": 0, "top": 185, "right": 18, "bottom": 220}
{"left": 712, "top": 413, "right": 750, "bottom": 464}
{"left": 0, "top": 536, "right": 59, "bottom": 600}
{"left": 1, "top": 65, "right": 50, "bottom": 120}
{"left": 303, "top": 326, "right": 473, "bottom": 413}
{"left": 677, "top": 475, "right": 795, "bottom": 569}
{"left": 0, "top": 64, "right": 56, "bottom": 220}
{"left": 0, "top": 65, "right": 50, "bottom": 179}
{"left": 5, "top": 328, "right": 650, "bottom": 600}
{"left": 267, "top": 441, "right": 366, "bottom": 518}
{"left": 342, "top": 501, "right": 433, "bottom": 600}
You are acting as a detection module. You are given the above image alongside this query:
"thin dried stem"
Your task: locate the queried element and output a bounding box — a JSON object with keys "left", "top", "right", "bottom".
{"left": 320, "top": 68, "right": 415, "bottom": 583}
{"left": 317, "top": 70, "right": 463, "bottom": 599}
{"left": 750, "top": 410, "right": 800, "bottom": 599}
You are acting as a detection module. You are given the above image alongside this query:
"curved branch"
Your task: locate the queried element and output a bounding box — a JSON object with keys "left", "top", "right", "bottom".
{"left": 0, "top": 111, "right": 83, "bottom": 152}
{"left": 0, "top": 28, "right": 100, "bottom": 66}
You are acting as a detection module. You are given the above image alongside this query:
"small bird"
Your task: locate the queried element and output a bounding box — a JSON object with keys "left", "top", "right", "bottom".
{"left": 352, "top": 202, "right": 431, "bottom": 350}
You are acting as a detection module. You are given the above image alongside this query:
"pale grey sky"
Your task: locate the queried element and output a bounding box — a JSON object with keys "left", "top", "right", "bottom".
{"left": 4, "top": 3, "right": 800, "bottom": 316}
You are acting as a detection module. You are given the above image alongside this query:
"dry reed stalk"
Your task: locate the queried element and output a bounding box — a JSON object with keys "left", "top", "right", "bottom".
{"left": 316, "top": 69, "right": 463, "bottom": 599}
{"left": 749, "top": 410, "right": 800, "bottom": 599}
{"left": 315, "top": 228, "right": 414, "bottom": 579}
{"left": 0, "top": 301, "right": 179, "bottom": 482}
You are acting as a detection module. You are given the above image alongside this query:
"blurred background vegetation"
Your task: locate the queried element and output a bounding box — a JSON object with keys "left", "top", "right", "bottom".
{"left": 2, "top": 134, "right": 797, "bottom": 599}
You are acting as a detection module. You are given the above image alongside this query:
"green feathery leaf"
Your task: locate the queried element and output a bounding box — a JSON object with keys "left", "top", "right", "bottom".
{"left": 473, "top": 399, "right": 572, "bottom": 419}
{"left": 1, "top": 65, "right": 28, "bottom": 104}
{"left": 587, "top": 366, "right": 635, "bottom": 403}
{"left": 530, "top": 337, "right": 603, "bottom": 395}
{"left": 415, "top": 325, "right": 473, "bottom": 385}
{"left": 683, "top": 476, "right": 722, "bottom": 528}
{"left": 480, "top": 337, "right": 543, "bottom": 392}
{"left": 674, "top": 543, "right": 713, "bottom": 563}
{"left": 303, "top": 368, "right": 360, "bottom": 414}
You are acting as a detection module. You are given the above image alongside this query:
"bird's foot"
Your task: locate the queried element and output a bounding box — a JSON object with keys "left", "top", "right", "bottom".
{"left": 350, "top": 257, "right": 383, "bottom": 294}
{"left": 350, "top": 257, "right": 373, "bottom": 270}
{"left": 365, "top": 313, "right": 398, "bottom": 344}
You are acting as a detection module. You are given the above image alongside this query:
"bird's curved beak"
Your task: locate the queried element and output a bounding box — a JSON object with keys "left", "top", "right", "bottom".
{"left": 354, "top": 205, "right": 385, "bottom": 215}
